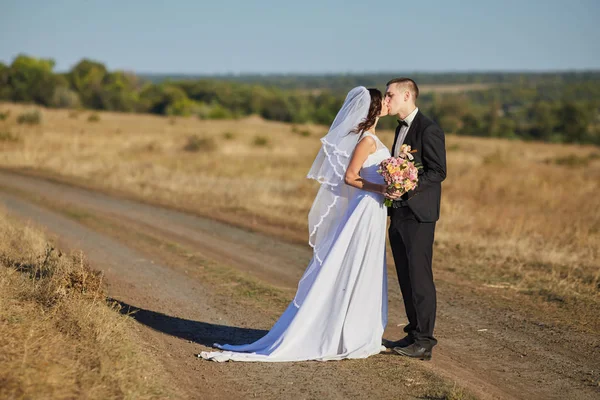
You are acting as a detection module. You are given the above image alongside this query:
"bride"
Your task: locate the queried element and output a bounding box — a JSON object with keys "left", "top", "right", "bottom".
{"left": 200, "top": 86, "right": 391, "bottom": 362}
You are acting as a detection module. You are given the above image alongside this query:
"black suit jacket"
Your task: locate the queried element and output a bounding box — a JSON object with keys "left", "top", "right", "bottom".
{"left": 389, "top": 110, "right": 447, "bottom": 223}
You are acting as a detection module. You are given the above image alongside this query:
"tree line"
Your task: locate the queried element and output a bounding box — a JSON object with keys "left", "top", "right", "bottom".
{"left": 142, "top": 71, "right": 600, "bottom": 92}
{"left": 1, "top": 54, "right": 598, "bottom": 145}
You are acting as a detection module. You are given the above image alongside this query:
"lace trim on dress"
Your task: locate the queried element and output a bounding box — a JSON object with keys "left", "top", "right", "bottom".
{"left": 296, "top": 138, "right": 354, "bottom": 308}
{"left": 306, "top": 137, "right": 349, "bottom": 185}
{"left": 306, "top": 136, "right": 350, "bottom": 247}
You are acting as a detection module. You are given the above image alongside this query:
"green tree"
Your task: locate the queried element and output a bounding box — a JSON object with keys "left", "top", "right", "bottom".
{"left": 430, "top": 95, "right": 470, "bottom": 133}
{"left": 206, "top": 103, "right": 233, "bottom": 119}
{"left": 68, "top": 59, "right": 108, "bottom": 109}
{"left": 0, "top": 62, "right": 10, "bottom": 99}
{"left": 260, "top": 94, "right": 293, "bottom": 122}
{"left": 527, "top": 101, "right": 557, "bottom": 140}
{"left": 496, "top": 118, "right": 518, "bottom": 139}
{"left": 8, "top": 55, "right": 59, "bottom": 105}
{"left": 50, "top": 86, "right": 82, "bottom": 108}
{"left": 99, "top": 71, "right": 141, "bottom": 112}
{"left": 460, "top": 113, "right": 482, "bottom": 135}
{"left": 139, "top": 84, "right": 189, "bottom": 115}
{"left": 557, "top": 101, "right": 592, "bottom": 143}
{"left": 247, "top": 85, "right": 270, "bottom": 115}
{"left": 483, "top": 102, "right": 502, "bottom": 137}
{"left": 311, "top": 92, "right": 340, "bottom": 125}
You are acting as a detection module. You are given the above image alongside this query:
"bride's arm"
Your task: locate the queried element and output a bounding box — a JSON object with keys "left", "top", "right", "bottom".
{"left": 344, "top": 136, "right": 387, "bottom": 195}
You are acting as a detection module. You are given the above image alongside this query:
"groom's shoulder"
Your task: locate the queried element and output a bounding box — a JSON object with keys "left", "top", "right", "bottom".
{"left": 418, "top": 111, "right": 442, "bottom": 132}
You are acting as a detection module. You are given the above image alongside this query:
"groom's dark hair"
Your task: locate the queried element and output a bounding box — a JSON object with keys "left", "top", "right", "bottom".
{"left": 386, "top": 78, "right": 419, "bottom": 99}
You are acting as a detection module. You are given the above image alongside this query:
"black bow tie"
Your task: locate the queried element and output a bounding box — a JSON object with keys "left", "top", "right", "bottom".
{"left": 397, "top": 120, "right": 408, "bottom": 127}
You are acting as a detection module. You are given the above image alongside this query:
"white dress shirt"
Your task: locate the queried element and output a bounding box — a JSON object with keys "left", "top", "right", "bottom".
{"left": 393, "top": 107, "right": 419, "bottom": 157}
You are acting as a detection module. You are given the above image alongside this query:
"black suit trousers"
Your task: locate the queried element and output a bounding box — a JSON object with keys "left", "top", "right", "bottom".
{"left": 389, "top": 207, "right": 438, "bottom": 350}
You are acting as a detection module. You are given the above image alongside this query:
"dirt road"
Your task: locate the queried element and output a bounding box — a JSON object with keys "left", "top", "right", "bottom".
{"left": 0, "top": 169, "right": 598, "bottom": 400}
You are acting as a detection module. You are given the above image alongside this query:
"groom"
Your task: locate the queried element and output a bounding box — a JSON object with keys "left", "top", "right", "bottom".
{"left": 383, "top": 78, "right": 447, "bottom": 360}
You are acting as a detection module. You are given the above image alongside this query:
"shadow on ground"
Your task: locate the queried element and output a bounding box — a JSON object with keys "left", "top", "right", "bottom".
{"left": 109, "top": 298, "right": 268, "bottom": 348}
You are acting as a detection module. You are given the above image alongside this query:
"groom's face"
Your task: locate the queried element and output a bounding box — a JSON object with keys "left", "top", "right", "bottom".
{"left": 385, "top": 83, "right": 405, "bottom": 117}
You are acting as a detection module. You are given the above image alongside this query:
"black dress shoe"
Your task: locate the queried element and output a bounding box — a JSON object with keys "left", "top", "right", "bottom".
{"left": 382, "top": 336, "right": 414, "bottom": 349}
{"left": 392, "top": 343, "right": 432, "bottom": 361}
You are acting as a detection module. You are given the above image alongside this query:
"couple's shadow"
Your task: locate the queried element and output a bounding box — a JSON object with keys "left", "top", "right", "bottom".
{"left": 109, "top": 298, "right": 268, "bottom": 347}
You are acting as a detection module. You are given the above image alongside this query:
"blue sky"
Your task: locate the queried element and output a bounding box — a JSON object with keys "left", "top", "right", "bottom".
{"left": 1, "top": 0, "right": 599, "bottom": 74}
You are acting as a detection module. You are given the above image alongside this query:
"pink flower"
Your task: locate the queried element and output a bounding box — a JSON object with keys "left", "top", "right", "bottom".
{"left": 377, "top": 154, "right": 423, "bottom": 207}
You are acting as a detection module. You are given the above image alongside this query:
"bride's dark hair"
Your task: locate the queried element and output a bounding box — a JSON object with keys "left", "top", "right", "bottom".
{"left": 353, "top": 88, "right": 382, "bottom": 135}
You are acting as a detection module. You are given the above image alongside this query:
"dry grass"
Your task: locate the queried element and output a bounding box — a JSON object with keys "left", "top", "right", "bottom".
{"left": 0, "top": 208, "right": 165, "bottom": 399}
{"left": 0, "top": 102, "right": 598, "bottom": 326}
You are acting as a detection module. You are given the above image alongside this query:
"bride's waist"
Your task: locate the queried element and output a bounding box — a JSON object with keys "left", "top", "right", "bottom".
{"left": 353, "top": 190, "right": 385, "bottom": 202}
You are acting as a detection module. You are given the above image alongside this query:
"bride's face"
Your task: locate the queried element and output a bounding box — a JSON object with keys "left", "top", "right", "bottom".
{"left": 379, "top": 98, "right": 389, "bottom": 117}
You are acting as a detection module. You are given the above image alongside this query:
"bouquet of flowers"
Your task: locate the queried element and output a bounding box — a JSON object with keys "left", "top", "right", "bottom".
{"left": 377, "top": 144, "right": 422, "bottom": 207}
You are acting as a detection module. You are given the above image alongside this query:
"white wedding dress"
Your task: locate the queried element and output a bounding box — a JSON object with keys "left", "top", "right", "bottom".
{"left": 200, "top": 132, "right": 390, "bottom": 362}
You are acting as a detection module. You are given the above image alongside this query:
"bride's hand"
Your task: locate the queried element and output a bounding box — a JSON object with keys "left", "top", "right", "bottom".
{"left": 380, "top": 185, "right": 395, "bottom": 197}
{"left": 385, "top": 188, "right": 403, "bottom": 200}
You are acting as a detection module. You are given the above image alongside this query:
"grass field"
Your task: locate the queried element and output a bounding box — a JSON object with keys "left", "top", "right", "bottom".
{"left": 1, "top": 102, "right": 599, "bottom": 331}
{"left": 0, "top": 208, "right": 166, "bottom": 399}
